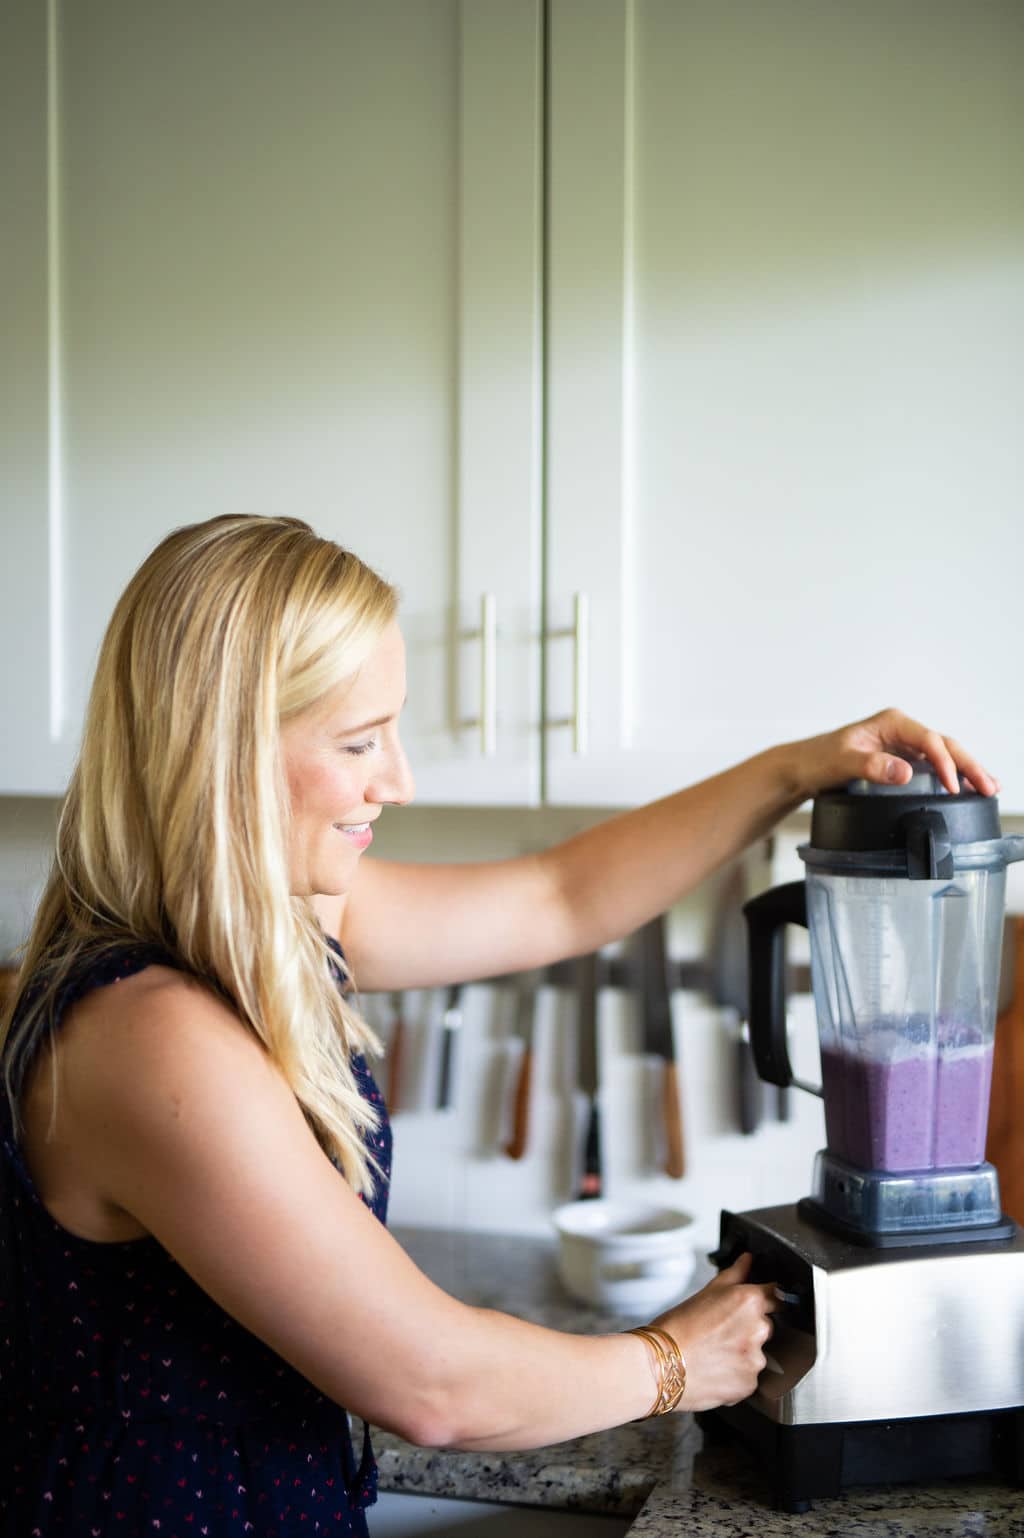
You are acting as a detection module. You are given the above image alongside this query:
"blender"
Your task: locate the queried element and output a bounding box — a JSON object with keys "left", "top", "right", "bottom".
{"left": 702, "top": 766, "right": 1024, "bottom": 1510}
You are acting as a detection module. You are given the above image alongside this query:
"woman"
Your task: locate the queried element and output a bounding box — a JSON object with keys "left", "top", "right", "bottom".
{"left": 0, "top": 514, "right": 998, "bottom": 1537}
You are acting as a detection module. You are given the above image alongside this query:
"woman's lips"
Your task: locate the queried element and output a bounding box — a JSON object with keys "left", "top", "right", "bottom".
{"left": 334, "top": 821, "right": 373, "bottom": 850}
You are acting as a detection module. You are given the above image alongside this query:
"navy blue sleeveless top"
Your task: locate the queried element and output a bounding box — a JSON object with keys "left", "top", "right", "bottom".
{"left": 0, "top": 938, "right": 392, "bottom": 1537}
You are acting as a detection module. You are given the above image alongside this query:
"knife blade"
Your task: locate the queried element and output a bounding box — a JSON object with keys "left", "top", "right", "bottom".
{"left": 575, "top": 952, "right": 602, "bottom": 1199}
{"left": 710, "top": 861, "right": 763, "bottom": 1134}
{"left": 436, "top": 984, "right": 463, "bottom": 1111}
{"left": 504, "top": 972, "right": 540, "bottom": 1160}
{"left": 638, "top": 915, "right": 685, "bottom": 1178}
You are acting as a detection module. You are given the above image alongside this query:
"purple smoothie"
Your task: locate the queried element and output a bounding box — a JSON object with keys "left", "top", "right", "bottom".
{"left": 820, "top": 1029, "right": 994, "bottom": 1172}
{"left": 933, "top": 1047, "right": 995, "bottom": 1166}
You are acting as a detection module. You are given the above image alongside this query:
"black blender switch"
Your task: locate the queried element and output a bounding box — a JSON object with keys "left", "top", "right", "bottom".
{"left": 749, "top": 1256, "right": 784, "bottom": 1287}
{"left": 710, "top": 1212, "right": 751, "bottom": 1271}
{"left": 708, "top": 1241, "right": 746, "bottom": 1270}
{"left": 768, "top": 1274, "right": 814, "bottom": 1334}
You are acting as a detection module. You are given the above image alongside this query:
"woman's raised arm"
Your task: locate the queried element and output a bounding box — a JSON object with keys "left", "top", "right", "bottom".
{"left": 336, "top": 707, "right": 999, "bottom": 991}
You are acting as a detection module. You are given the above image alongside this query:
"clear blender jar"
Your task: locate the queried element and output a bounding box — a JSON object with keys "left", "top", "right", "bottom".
{"left": 745, "top": 766, "right": 1024, "bottom": 1244}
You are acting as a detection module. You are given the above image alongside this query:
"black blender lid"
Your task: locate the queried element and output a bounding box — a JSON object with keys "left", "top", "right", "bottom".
{"left": 802, "top": 761, "right": 1003, "bottom": 879}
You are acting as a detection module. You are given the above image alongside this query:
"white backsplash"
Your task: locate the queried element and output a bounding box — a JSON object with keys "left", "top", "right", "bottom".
{"left": 361, "top": 971, "right": 826, "bottom": 1249}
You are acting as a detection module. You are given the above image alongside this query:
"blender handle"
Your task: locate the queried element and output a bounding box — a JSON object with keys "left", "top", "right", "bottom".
{"left": 743, "top": 882, "right": 807, "bottom": 1089}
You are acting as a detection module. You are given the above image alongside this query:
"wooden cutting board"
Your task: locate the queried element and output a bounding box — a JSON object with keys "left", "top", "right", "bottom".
{"left": 986, "top": 916, "right": 1024, "bottom": 1222}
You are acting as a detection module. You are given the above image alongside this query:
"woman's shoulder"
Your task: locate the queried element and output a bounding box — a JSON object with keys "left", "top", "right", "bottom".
{"left": 60, "top": 957, "right": 270, "bottom": 1095}
{"left": 17, "top": 961, "right": 274, "bottom": 1242}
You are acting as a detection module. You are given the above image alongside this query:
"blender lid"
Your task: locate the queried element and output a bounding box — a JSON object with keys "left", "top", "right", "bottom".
{"left": 799, "top": 762, "right": 1024, "bottom": 878}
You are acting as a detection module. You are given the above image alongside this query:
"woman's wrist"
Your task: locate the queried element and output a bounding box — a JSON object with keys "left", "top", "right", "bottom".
{"left": 612, "top": 1330, "right": 664, "bottom": 1423}
{"left": 745, "top": 741, "right": 815, "bottom": 824}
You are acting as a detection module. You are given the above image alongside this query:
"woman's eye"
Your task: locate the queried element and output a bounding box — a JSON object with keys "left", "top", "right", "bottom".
{"left": 343, "top": 738, "right": 376, "bottom": 757}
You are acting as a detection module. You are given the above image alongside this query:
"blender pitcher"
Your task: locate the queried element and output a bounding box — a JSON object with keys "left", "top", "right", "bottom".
{"left": 744, "top": 765, "right": 1024, "bottom": 1243}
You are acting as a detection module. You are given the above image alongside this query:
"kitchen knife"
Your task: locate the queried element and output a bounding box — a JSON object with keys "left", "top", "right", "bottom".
{"left": 504, "top": 971, "right": 540, "bottom": 1160}
{"left": 436, "top": 984, "right": 463, "bottom": 1111}
{"left": 638, "top": 915, "right": 686, "bottom": 1178}
{"left": 575, "top": 952, "right": 602, "bottom": 1199}
{"left": 710, "top": 861, "right": 763, "bottom": 1134}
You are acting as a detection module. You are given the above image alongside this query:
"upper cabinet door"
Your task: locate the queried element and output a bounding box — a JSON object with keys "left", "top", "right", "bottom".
{"left": 4, "top": 0, "right": 543, "bottom": 804}
{"left": 0, "top": 1, "right": 61, "bottom": 795}
{"left": 545, "top": 0, "right": 1024, "bottom": 808}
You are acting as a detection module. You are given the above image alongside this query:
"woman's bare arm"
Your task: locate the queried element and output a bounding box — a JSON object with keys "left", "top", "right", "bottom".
{"left": 57, "top": 971, "right": 669, "bottom": 1449}
{"left": 334, "top": 709, "right": 998, "bottom": 990}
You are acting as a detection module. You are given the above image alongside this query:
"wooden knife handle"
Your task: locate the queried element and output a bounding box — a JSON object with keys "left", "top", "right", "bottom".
{"left": 505, "top": 1047, "right": 532, "bottom": 1160}
{"left": 662, "top": 1059, "right": 686, "bottom": 1179}
{"left": 578, "top": 1100, "right": 602, "bottom": 1200}
{"left": 386, "top": 1014, "right": 404, "bottom": 1115}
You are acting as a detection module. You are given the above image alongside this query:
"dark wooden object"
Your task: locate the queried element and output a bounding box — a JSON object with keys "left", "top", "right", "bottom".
{"left": 987, "top": 917, "right": 1024, "bottom": 1222}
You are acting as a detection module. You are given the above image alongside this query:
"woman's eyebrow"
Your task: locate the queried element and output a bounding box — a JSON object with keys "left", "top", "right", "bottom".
{"left": 338, "top": 713, "right": 391, "bottom": 735}
{"left": 336, "top": 697, "right": 408, "bottom": 736}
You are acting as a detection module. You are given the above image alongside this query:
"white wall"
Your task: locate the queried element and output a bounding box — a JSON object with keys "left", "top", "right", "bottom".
{"left": 0, "top": 797, "right": 60, "bottom": 957}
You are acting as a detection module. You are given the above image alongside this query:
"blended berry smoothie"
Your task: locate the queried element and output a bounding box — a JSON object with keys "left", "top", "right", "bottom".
{"left": 820, "top": 1024, "right": 994, "bottom": 1172}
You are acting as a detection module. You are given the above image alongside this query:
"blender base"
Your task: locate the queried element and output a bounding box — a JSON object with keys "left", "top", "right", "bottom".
{"left": 708, "top": 1203, "right": 1024, "bottom": 1510}
{"left": 698, "top": 1401, "right": 1024, "bottom": 1513}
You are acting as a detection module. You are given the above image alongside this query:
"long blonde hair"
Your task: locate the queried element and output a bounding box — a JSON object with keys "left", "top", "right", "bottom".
{"left": 1, "top": 514, "right": 397, "bottom": 1196}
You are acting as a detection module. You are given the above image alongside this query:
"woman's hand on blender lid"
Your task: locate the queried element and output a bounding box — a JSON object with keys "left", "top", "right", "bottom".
{"left": 797, "top": 707, "right": 1000, "bottom": 801}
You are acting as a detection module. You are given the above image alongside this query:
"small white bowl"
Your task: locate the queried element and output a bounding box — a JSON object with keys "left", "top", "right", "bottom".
{"left": 552, "top": 1198, "right": 696, "bottom": 1316}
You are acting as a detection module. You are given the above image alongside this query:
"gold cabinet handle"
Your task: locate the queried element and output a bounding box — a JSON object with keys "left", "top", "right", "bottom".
{"left": 546, "top": 592, "right": 589, "bottom": 755}
{"left": 461, "top": 592, "right": 497, "bottom": 756}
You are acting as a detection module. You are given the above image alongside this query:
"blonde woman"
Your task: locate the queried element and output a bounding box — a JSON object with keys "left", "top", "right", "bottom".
{"left": 0, "top": 515, "right": 997, "bottom": 1537}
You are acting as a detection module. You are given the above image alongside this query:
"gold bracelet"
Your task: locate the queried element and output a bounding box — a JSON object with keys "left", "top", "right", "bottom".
{"left": 627, "top": 1325, "right": 687, "bottom": 1417}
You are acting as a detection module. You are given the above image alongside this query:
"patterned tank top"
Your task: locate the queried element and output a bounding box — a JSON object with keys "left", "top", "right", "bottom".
{"left": 0, "top": 938, "right": 392, "bottom": 1537}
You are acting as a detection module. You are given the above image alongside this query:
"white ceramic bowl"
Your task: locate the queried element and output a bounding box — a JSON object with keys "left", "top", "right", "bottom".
{"left": 552, "top": 1198, "right": 696, "bottom": 1316}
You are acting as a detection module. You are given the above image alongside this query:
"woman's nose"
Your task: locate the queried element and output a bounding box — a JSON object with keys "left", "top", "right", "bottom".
{"left": 369, "top": 741, "right": 415, "bottom": 807}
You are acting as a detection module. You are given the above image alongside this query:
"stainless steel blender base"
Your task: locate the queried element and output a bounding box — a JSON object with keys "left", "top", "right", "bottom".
{"left": 714, "top": 1205, "right": 1024, "bottom": 1426}
{"left": 704, "top": 1203, "right": 1024, "bottom": 1508}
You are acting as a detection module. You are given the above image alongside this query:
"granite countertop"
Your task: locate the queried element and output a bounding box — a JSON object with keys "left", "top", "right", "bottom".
{"left": 379, "top": 1226, "right": 1024, "bottom": 1537}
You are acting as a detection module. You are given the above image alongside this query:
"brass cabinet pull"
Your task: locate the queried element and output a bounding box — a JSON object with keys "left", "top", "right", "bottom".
{"left": 546, "top": 592, "right": 589, "bottom": 755}
{"left": 460, "top": 592, "right": 497, "bottom": 756}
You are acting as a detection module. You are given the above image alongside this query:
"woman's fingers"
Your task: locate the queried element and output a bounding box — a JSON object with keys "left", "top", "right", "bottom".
{"left": 849, "top": 709, "right": 999, "bottom": 797}
{"left": 872, "top": 712, "right": 960, "bottom": 794}
{"left": 714, "top": 1250, "right": 753, "bottom": 1284}
{"left": 947, "top": 741, "right": 1000, "bottom": 796}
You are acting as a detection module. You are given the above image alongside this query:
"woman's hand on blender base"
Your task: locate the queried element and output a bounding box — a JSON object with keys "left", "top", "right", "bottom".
{"left": 650, "top": 1252, "right": 778, "bottom": 1412}
{"left": 792, "top": 707, "right": 1000, "bottom": 802}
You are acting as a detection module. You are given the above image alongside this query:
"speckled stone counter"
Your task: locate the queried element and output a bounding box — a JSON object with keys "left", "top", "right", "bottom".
{"left": 377, "top": 1227, "right": 1024, "bottom": 1537}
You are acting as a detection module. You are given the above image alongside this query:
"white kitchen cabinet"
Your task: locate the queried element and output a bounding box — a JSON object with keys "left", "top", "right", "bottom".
{"left": 0, "top": 1, "right": 63, "bottom": 794}
{"left": 545, "top": 0, "right": 1024, "bottom": 807}
{"left": 5, "top": 1, "right": 1023, "bottom": 813}
{"left": 1, "top": 0, "right": 544, "bottom": 805}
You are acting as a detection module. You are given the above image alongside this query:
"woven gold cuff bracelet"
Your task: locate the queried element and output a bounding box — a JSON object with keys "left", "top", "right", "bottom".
{"left": 627, "top": 1325, "right": 687, "bottom": 1418}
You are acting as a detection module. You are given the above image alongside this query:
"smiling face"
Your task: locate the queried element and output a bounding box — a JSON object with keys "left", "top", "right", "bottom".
{"left": 279, "top": 620, "right": 414, "bottom": 896}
